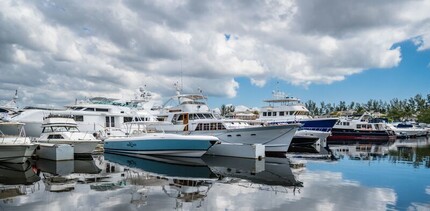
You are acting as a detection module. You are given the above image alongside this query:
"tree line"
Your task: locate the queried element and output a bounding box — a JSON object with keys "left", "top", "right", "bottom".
{"left": 304, "top": 94, "right": 430, "bottom": 123}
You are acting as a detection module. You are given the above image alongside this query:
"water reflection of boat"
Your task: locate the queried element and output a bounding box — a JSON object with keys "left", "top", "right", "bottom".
{"left": 104, "top": 153, "right": 217, "bottom": 179}
{"left": 203, "top": 155, "right": 302, "bottom": 188}
{"left": 35, "top": 157, "right": 102, "bottom": 192}
{"left": 35, "top": 157, "right": 101, "bottom": 175}
{"left": 0, "top": 161, "right": 40, "bottom": 185}
{"left": 104, "top": 153, "right": 218, "bottom": 209}
{"left": 387, "top": 137, "right": 430, "bottom": 151}
{"left": 331, "top": 144, "right": 390, "bottom": 160}
{"left": 43, "top": 175, "right": 78, "bottom": 192}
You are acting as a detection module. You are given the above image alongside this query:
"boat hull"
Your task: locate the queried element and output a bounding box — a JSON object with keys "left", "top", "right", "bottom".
{"left": 267, "top": 118, "right": 338, "bottom": 132}
{"left": 36, "top": 141, "right": 100, "bottom": 155}
{"left": 0, "top": 144, "right": 37, "bottom": 163}
{"left": 104, "top": 134, "right": 218, "bottom": 158}
{"left": 189, "top": 124, "right": 300, "bottom": 154}
{"left": 328, "top": 129, "right": 396, "bottom": 144}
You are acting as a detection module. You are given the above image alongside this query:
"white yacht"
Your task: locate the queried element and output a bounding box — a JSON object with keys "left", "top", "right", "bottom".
{"left": 147, "top": 88, "right": 301, "bottom": 155}
{"left": 0, "top": 87, "right": 157, "bottom": 137}
{"left": 36, "top": 115, "right": 101, "bottom": 155}
{"left": 386, "top": 122, "right": 428, "bottom": 138}
{"left": 0, "top": 122, "right": 37, "bottom": 163}
{"left": 257, "top": 90, "right": 338, "bottom": 149}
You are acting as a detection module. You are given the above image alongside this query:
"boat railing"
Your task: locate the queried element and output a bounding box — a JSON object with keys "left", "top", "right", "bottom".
{"left": 300, "top": 127, "right": 332, "bottom": 132}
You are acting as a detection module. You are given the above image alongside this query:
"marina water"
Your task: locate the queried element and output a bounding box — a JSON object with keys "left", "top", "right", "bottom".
{"left": 0, "top": 137, "right": 429, "bottom": 211}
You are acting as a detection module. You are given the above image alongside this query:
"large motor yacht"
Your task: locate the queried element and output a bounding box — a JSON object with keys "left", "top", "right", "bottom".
{"left": 256, "top": 90, "right": 337, "bottom": 150}
{"left": 147, "top": 87, "right": 301, "bottom": 155}
{"left": 0, "top": 88, "right": 157, "bottom": 137}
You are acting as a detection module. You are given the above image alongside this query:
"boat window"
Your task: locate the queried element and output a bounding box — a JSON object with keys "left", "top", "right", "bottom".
{"left": 67, "top": 127, "right": 79, "bottom": 132}
{"left": 268, "top": 112, "right": 272, "bottom": 116}
{"left": 236, "top": 134, "right": 241, "bottom": 137}
{"left": 263, "top": 112, "right": 267, "bottom": 116}
{"left": 197, "top": 114, "right": 205, "bottom": 119}
{"left": 196, "top": 123, "right": 202, "bottom": 131}
{"left": 189, "top": 114, "right": 195, "bottom": 120}
{"left": 217, "top": 123, "right": 226, "bottom": 130}
{"left": 203, "top": 114, "right": 212, "bottom": 119}
{"left": 124, "top": 117, "right": 133, "bottom": 123}
{"left": 367, "top": 125, "right": 372, "bottom": 129}
{"left": 105, "top": 116, "right": 115, "bottom": 127}
{"left": 227, "top": 135, "right": 232, "bottom": 137}
{"left": 172, "top": 114, "right": 179, "bottom": 122}
{"left": 47, "top": 134, "right": 64, "bottom": 139}
{"left": 273, "top": 112, "right": 277, "bottom": 116}
{"left": 203, "top": 123, "right": 210, "bottom": 130}
{"left": 84, "top": 108, "right": 95, "bottom": 111}
{"left": 279, "top": 112, "right": 284, "bottom": 116}
{"left": 178, "top": 114, "right": 184, "bottom": 121}
{"left": 53, "top": 127, "right": 68, "bottom": 132}
{"left": 43, "top": 127, "right": 53, "bottom": 133}
{"left": 73, "top": 115, "right": 84, "bottom": 122}
{"left": 210, "top": 123, "right": 217, "bottom": 130}
{"left": 95, "top": 108, "right": 109, "bottom": 112}
{"left": 251, "top": 134, "right": 256, "bottom": 136}
{"left": 357, "top": 125, "right": 361, "bottom": 129}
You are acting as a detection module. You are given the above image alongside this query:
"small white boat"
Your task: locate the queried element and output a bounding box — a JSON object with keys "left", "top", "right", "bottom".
{"left": 36, "top": 115, "right": 101, "bottom": 155}
{"left": 0, "top": 122, "right": 37, "bottom": 163}
{"left": 387, "top": 122, "right": 428, "bottom": 138}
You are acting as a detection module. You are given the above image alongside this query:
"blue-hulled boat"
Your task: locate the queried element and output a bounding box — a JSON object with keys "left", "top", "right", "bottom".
{"left": 104, "top": 133, "right": 219, "bottom": 157}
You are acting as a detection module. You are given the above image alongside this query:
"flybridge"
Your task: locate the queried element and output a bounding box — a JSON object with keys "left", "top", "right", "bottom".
{"left": 73, "top": 86, "right": 153, "bottom": 108}
{"left": 263, "top": 90, "right": 302, "bottom": 106}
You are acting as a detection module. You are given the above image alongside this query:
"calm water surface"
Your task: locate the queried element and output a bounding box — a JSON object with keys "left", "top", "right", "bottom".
{"left": 0, "top": 137, "right": 429, "bottom": 211}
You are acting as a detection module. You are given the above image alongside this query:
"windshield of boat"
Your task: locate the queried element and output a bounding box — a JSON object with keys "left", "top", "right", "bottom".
{"left": 43, "top": 126, "right": 80, "bottom": 133}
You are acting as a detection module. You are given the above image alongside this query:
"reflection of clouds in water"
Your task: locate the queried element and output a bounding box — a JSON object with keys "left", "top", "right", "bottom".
{"left": 2, "top": 181, "right": 178, "bottom": 211}
{"left": 0, "top": 170, "right": 399, "bottom": 210}
{"left": 204, "top": 171, "right": 397, "bottom": 211}
{"left": 408, "top": 202, "right": 430, "bottom": 211}
{"left": 205, "top": 183, "right": 301, "bottom": 210}
{"left": 298, "top": 171, "right": 397, "bottom": 211}
{"left": 426, "top": 186, "right": 430, "bottom": 195}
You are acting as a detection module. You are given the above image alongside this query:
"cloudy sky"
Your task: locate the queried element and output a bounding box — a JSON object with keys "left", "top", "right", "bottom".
{"left": 1, "top": 0, "right": 430, "bottom": 108}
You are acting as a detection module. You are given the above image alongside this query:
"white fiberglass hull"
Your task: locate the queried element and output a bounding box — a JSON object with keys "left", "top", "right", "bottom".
{"left": 189, "top": 124, "right": 300, "bottom": 154}
{"left": 295, "top": 130, "right": 331, "bottom": 148}
{"left": 0, "top": 144, "right": 37, "bottom": 163}
{"left": 36, "top": 140, "right": 100, "bottom": 154}
{"left": 393, "top": 128, "right": 428, "bottom": 138}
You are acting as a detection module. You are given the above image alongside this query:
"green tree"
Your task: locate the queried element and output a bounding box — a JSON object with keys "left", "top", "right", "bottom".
{"left": 417, "top": 108, "right": 430, "bottom": 123}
